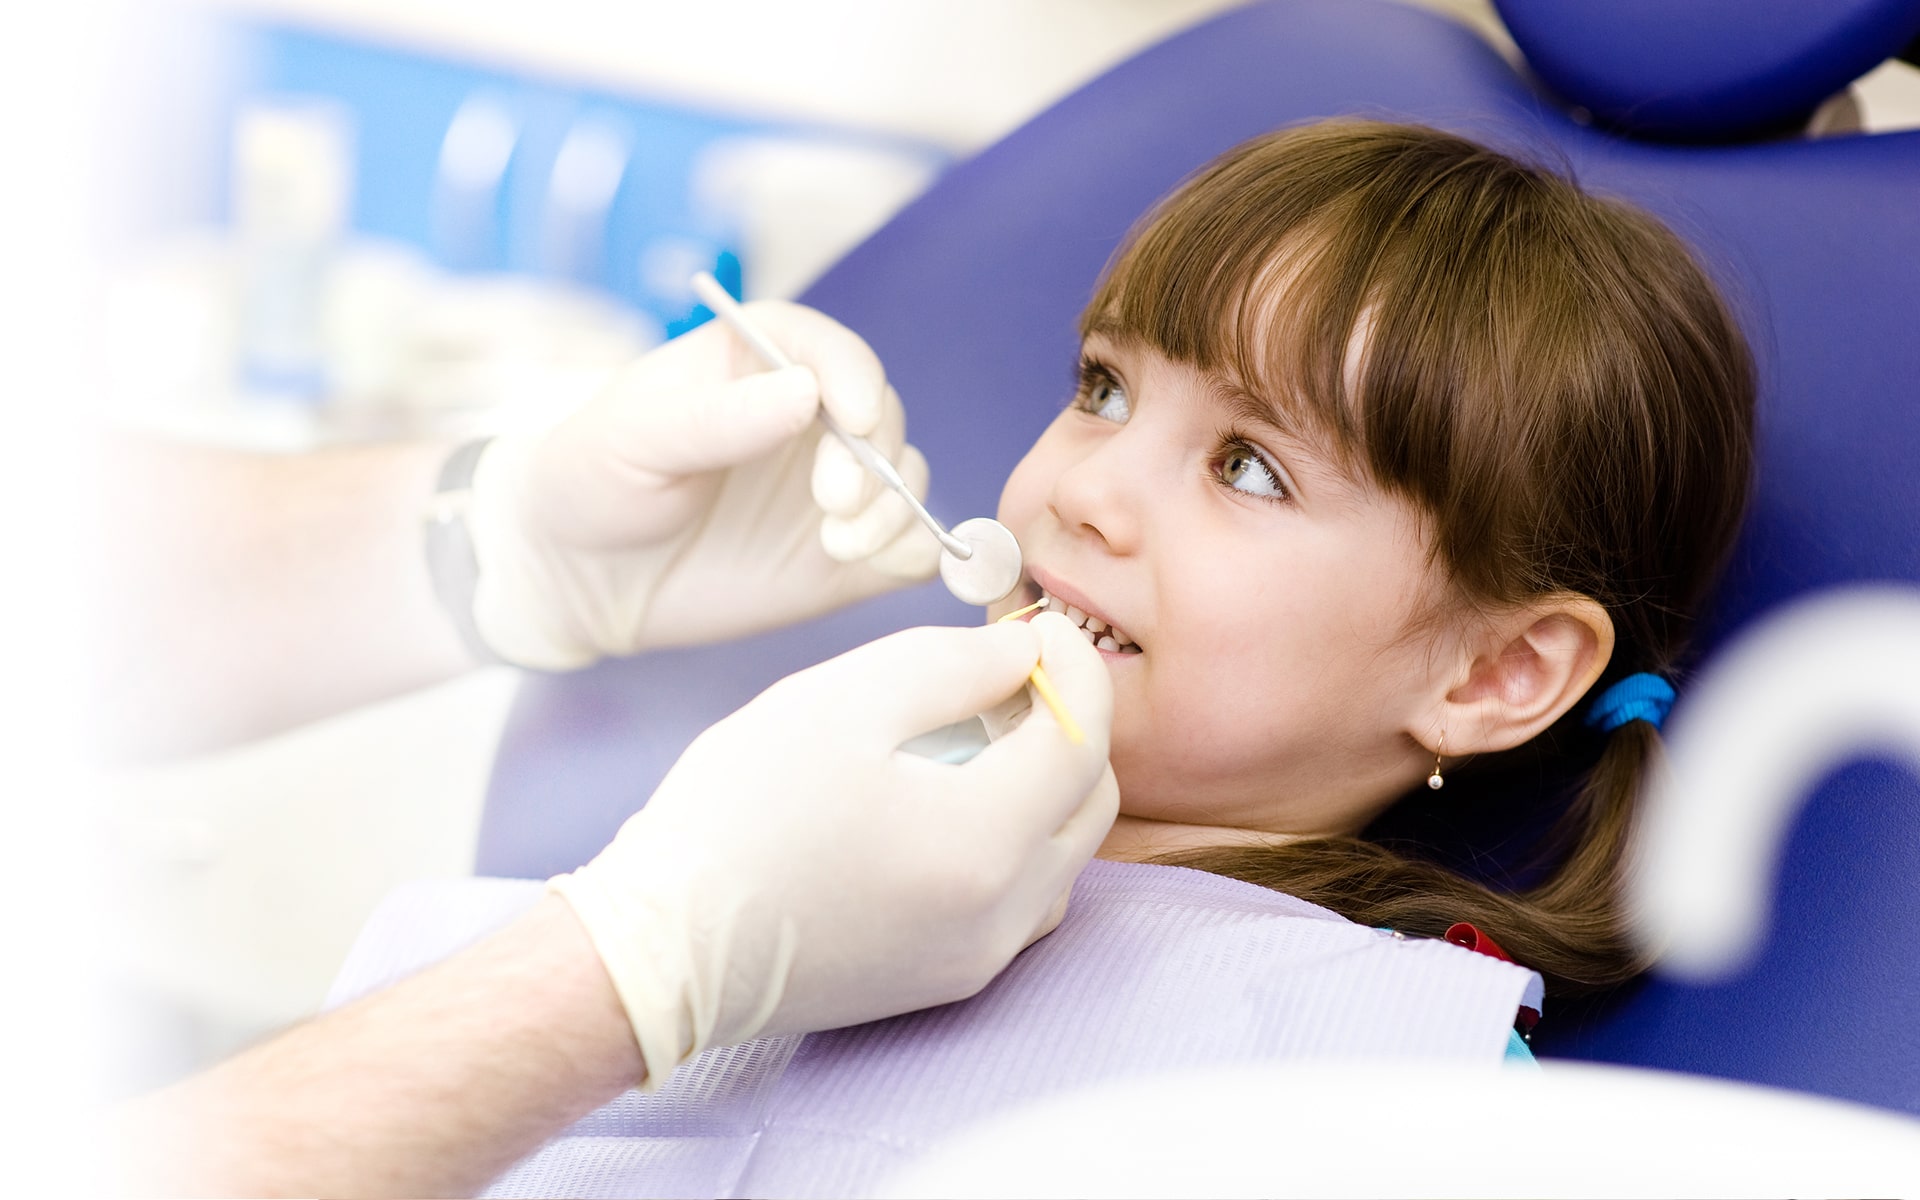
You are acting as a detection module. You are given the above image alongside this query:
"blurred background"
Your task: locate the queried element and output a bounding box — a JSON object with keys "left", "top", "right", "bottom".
{"left": 93, "top": 0, "right": 1920, "bottom": 1097}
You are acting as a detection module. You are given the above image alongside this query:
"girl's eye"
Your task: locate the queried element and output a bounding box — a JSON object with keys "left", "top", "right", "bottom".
{"left": 1074, "top": 365, "right": 1132, "bottom": 424}
{"left": 1217, "top": 440, "right": 1292, "bottom": 502}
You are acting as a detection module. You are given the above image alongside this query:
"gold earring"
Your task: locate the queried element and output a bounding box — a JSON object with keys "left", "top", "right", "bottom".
{"left": 1427, "top": 734, "right": 1445, "bottom": 791}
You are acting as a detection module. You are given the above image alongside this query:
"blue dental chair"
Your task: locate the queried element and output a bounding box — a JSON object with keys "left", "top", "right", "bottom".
{"left": 475, "top": 0, "right": 1920, "bottom": 1117}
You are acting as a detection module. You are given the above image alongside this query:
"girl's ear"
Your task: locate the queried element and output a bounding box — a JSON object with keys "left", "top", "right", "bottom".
{"left": 1426, "top": 595, "right": 1615, "bottom": 757}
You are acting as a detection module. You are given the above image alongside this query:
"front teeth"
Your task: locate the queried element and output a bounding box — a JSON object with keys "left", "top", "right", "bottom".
{"left": 1039, "top": 589, "right": 1140, "bottom": 653}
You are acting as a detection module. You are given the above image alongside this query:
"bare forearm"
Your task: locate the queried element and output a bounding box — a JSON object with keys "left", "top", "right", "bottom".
{"left": 88, "top": 437, "right": 479, "bottom": 760}
{"left": 124, "top": 895, "right": 642, "bottom": 1197}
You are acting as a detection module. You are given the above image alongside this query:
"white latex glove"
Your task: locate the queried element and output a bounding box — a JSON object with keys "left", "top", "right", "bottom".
{"left": 467, "top": 301, "right": 941, "bottom": 670}
{"left": 550, "top": 612, "right": 1118, "bottom": 1087}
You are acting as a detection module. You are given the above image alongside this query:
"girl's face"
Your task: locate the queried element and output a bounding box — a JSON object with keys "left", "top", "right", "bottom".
{"left": 991, "top": 333, "right": 1457, "bottom": 840}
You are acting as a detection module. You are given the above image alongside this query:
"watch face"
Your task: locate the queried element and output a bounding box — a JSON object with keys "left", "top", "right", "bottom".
{"left": 425, "top": 439, "right": 498, "bottom": 664}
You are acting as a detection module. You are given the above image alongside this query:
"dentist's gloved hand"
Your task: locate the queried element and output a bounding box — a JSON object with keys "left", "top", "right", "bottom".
{"left": 467, "top": 301, "right": 940, "bottom": 670}
{"left": 550, "top": 612, "right": 1117, "bottom": 1087}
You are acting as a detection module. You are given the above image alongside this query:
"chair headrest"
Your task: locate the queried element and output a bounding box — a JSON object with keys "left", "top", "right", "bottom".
{"left": 1493, "top": 0, "right": 1920, "bottom": 139}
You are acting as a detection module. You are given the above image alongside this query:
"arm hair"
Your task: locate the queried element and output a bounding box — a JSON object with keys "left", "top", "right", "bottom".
{"left": 120, "top": 894, "right": 644, "bottom": 1197}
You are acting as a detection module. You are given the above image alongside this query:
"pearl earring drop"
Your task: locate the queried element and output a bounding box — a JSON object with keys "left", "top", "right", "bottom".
{"left": 1427, "top": 734, "right": 1445, "bottom": 790}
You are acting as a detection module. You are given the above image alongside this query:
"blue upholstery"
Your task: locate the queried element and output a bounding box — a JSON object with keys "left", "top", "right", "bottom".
{"left": 476, "top": 0, "right": 1920, "bottom": 1116}
{"left": 1494, "top": 0, "right": 1920, "bottom": 139}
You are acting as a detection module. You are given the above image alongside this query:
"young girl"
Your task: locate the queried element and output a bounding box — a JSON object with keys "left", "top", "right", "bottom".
{"left": 991, "top": 117, "right": 1753, "bottom": 997}
{"left": 327, "top": 118, "right": 1756, "bottom": 1196}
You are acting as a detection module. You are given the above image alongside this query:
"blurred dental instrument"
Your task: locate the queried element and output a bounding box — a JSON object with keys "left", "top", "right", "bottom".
{"left": 689, "top": 272, "right": 1024, "bottom": 606}
{"left": 234, "top": 99, "right": 352, "bottom": 400}
{"left": 1628, "top": 586, "right": 1920, "bottom": 980}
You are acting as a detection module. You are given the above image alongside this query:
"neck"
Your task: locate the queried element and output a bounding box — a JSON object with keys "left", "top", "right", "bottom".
{"left": 1096, "top": 814, "right": 1307, "bottom": 863}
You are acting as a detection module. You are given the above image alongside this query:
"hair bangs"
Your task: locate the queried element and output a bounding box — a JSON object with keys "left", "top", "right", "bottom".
{"left": 1078, "top": 131, "right": 1493, "bottom": 500}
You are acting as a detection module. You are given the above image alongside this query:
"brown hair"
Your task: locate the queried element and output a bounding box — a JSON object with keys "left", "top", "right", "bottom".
{"left": 1086, "top": 120, "right": 1755, "bottom": 996}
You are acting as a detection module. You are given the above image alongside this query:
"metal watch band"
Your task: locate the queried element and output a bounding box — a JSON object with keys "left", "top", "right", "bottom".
{"left": 423, "top": 437, "right": 506, "bottom": 666}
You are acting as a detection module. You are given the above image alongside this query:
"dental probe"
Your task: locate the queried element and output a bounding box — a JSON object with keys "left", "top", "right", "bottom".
{"left": 689, "top": 273, "right": 1024, "bottom": 606}
{"left": 997, "top": 598, "right": 1084, "bottom": 744}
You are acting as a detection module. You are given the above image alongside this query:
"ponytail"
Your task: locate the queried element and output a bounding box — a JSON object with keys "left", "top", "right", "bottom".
{"left": 1158, "top": 720, "right": 1662, "bottom": 996}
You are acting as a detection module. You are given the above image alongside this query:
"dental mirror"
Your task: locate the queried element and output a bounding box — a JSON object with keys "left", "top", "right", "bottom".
{"left": 690, "top": 273, "right": 1025, "bottom": 607}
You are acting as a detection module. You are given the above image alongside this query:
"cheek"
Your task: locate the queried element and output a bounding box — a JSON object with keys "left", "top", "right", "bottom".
{"left": 1107, "top": 573, "right": 1308, "bottom": 783}
{"left": 1129, "top": 622, "right": 1306, "bottom": 747}
{"left": 1107, "top": 554, "right": 1424, "bottom": 800}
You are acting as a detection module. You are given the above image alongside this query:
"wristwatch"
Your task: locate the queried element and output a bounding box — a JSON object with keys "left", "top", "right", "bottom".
{"left": 423, "top": 437, "right": 505, "bottom": 665}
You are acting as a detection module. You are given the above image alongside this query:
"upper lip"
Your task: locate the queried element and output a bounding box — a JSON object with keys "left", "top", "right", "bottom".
{"left": 1025, "top": 564, "right": 1136, "bottom": 645}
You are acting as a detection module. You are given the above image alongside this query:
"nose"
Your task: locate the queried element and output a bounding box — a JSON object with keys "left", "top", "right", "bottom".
{"left": 1048, "top": 424, "right": 1149, "bottom": 555}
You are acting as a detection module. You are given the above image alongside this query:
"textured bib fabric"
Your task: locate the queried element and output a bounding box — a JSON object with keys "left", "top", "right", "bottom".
{"left": 328, "top": 859, "right": 1540, "bottom": 1199}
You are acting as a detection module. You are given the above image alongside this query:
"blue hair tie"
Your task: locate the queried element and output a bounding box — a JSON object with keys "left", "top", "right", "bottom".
{"left": 1584, "top": 672, "right": 1676, "bottom": 733}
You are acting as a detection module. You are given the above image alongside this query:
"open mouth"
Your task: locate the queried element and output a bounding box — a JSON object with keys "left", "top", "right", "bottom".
{"left": 1034, "top": 585, "right": 1142, "bottom": 654}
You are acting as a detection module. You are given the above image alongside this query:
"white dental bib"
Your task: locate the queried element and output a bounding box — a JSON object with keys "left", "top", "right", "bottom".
{"left": 328, "top": 859, "right": 1540, "bottom": 1199}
